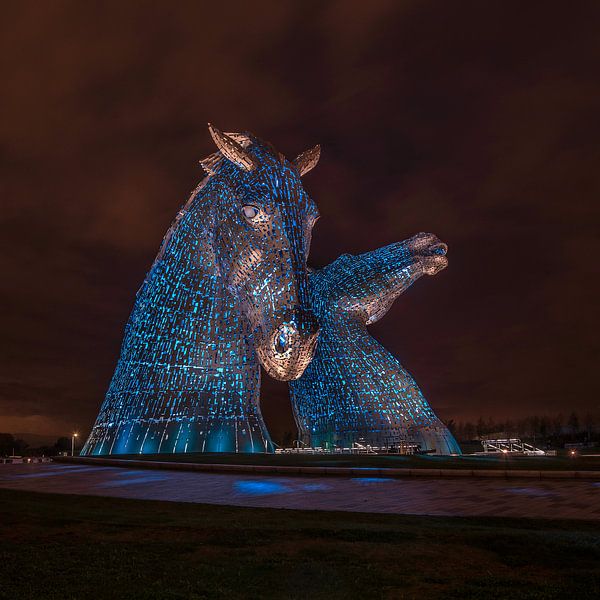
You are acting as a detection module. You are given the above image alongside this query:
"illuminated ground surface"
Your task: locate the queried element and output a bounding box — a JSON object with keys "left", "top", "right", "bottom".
{"left": 1, "top": 463, "right": 599, "bottom": 519}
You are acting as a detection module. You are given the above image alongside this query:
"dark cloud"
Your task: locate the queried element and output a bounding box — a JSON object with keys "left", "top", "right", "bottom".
{"left": 1, "top": 0, "right": 598, "bottom": 438}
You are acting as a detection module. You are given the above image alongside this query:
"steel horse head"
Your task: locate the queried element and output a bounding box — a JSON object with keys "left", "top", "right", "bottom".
{"left": 203, "top": 125, "right": 320, "bottom": 380}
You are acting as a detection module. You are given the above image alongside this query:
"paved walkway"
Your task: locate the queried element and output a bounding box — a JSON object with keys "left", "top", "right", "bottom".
{"left": 1, "top": 463, "right": 599, "bottom": 520}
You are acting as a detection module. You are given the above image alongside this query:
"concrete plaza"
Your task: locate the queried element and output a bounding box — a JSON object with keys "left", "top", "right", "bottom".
{"left": 1, "top": 462, "right": 598, "bottom": 520}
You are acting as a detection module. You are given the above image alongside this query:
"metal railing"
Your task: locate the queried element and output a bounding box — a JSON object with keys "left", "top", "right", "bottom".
{"left": 480, "top": 438, "right": 545, "bottom": 455}
{"left": 275, "top": 442, "right": 420, "bottom": 455}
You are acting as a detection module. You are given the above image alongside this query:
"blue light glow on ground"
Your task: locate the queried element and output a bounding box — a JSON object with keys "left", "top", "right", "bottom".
{"left": 234, "top": 480, "right": 293, "bottom": 496}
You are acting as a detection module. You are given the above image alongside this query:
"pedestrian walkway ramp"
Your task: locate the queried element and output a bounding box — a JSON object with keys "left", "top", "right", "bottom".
{"left": 481, "top": 438, "right": 545, "bottom": 455}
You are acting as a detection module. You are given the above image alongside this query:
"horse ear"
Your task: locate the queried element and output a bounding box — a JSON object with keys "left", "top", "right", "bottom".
{"left": 208, "top": 124, "right": 257, "bottom": 172}
{"left": 293, "top": 144, "right": 320, "bottom": 176}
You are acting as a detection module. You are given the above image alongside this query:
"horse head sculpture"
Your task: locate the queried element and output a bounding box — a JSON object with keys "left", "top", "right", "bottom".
{"left": 82, "top": 126, "right": 321, "bottom": 455}
{"left": 318, "top": 232, "right": 449, "bottom": 326}
{"left": 204, "top": 125, "right": 320, "bottom": 381}
{"left": 290, "top": 233, "right": 461, "bottom": 455}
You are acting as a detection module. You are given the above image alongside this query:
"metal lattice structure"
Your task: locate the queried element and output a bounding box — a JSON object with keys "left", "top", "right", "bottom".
{"left": 481, "top": 439, "right": 545, "bottom": 455}
{"left": 289, "top": 233, "right": 461, "bottom": 455}
{"left": 82, "top": 126, "right": 320, "bottom": 455}
{"left": 83, "top": 127, "right": 460, "bottom": 457}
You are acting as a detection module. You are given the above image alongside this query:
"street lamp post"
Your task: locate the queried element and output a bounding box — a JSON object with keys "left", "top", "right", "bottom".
{"left": 71, "top": 433, "right": 79, "bottom": 456}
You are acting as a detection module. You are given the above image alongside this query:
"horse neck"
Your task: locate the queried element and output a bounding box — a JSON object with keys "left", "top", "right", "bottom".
{"left": 299, "top": 302, "right": 438, "bottom": 424}
{"left": 125, "top": 181, "right": 254, "bottom": 364}
{"left": 307, "top": 263, "right": 410, "bottom": 380}
{"left": 320, "top": 308, "right": 367, "bottom": 340}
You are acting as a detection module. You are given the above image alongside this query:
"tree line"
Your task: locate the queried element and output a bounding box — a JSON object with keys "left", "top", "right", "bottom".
{"left": 444, "top": 411, "right": 599, "bottom": 446}
{"left": 0, "top": 433, "right": 73, "bottom": 457}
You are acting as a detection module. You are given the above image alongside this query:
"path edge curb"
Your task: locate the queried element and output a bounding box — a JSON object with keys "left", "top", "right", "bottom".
{"left": 53, "top": 456, "right": 600, "bottom": 480}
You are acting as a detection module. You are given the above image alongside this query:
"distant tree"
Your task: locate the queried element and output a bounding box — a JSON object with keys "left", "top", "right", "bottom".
{"left": 552, "top": 413, "right": 564, "bottom": 438}
{"left": 463, "top": 421, "right": 476, "bottom": 441}
{"left": 0, "top": 433, "right": 16, "bottom": 456}
{"left": 567, "top": 412, "right": 579, "bottom": 438}
{"left": 517, "top": 417, "right": 529, "bottom": 438}
{"left": 444, "top": 419, "right": 457, "bottom": 435}
{"left": 476, "top": 417, "right": 486, "bottom": 438}
{"left": 539, "top": 416, "right": 549, "bottom": 438}
{"left": 53, "top": 437, "right": 71, "bottom": 454}
{"left": 583, "top": 413, "right": 595, "bottom": 442}
{"left": 33, "top": 445, "right": 53, "bottom": 457}
{"left": 504, "top": 419, "right": 516, "bottom": 437}
{"left": 12, "top": 438, "right": 29, "bottom": 455}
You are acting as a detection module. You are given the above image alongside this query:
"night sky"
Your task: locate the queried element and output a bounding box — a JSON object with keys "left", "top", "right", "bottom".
{"left": 1, "top": 1, "right": 599, "bottom": 441}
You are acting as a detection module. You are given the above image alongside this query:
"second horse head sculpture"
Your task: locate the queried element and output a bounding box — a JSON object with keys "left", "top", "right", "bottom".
{"left": 290, "top": 233, "right": 461, "bottom": 455}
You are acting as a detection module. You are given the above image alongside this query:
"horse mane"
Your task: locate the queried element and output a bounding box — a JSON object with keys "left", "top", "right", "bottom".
{"left": 150, "top": 133, "right": 255, "bottom": 271}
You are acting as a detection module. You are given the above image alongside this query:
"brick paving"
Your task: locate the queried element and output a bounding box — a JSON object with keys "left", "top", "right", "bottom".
{"left": 1, "top": 463, "right": 599, "bottom": 519}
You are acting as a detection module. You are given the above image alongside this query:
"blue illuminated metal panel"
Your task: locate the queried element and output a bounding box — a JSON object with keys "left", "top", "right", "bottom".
{"left": 82, "top": 127, "right": 321, "bottom": 455}
{"left": 290, "top": 233, "right": 461, "bottom": 455}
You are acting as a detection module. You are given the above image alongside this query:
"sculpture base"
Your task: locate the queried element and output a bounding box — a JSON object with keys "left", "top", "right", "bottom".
{"left": 302, "top": 425, "right": 461, "bottom": 456}
{"left": 81, "top": 418, "right": 275, "bottom": 455}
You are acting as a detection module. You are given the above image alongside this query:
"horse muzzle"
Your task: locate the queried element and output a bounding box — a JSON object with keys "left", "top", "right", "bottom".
{"left": 255, "top": 310, "right": 319, "bottom": 381}
{"left": 407, "top": 233, "right": 449, "bottom": 276}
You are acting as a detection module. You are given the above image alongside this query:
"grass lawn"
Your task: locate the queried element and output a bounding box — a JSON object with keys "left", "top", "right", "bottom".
{"left": 0, "top": 489, "right": 598, "bottom": 599}
{"left": 83, "top": 450, "right": 600, "bottom": 471}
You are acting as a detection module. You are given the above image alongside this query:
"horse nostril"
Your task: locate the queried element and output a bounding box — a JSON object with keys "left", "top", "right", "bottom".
{"left": 274, "top": 331, "right": 288, "bottom": 354}
{"left": 273, "top": 322, "right": 297, "bottom": 356}
{"left": 431, "top": 243, "right": 447, "bottom": 256}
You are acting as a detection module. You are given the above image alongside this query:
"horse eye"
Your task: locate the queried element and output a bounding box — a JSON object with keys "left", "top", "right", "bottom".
{"left": 242, "top": 205, "right": 259, "bottom": 220}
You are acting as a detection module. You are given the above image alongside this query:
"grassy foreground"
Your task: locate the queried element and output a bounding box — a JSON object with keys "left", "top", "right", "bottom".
{"left": 91, "top": 450, "right": 600, "bottom": 471}
{"left": 0, "top": 489, "right": 598, "bottom": 599}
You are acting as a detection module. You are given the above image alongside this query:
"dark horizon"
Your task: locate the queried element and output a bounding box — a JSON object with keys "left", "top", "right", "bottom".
{"left": 1, "top": 1, "right": 599, "bottom": 441}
